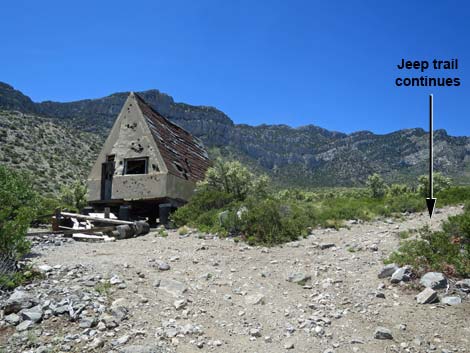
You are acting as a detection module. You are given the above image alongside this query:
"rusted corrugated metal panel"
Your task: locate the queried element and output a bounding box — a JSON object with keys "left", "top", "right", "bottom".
{"left": 135, "top": 94, "right": 211, "bottom": 183}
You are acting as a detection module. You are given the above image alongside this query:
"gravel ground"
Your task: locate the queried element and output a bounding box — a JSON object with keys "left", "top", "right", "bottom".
{"left": 2, "top": 205, "right": 469, "bottom": 353}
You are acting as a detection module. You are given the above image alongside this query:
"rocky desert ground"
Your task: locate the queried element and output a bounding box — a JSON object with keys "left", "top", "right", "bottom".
{"left": 1, "top": 205, "right": 469, "bottom": 353}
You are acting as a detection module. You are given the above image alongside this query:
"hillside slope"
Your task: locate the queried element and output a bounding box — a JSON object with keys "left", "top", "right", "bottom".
{"left": 1, "top": 81, "right": 470, "bottom": 187}
{"left": 0, "top": 110, "right": 102, "bottom": 193}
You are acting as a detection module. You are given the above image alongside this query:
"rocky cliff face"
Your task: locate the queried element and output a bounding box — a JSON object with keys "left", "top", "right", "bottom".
{"left": 1, "top": 81, "right": 470, "bottom": 187}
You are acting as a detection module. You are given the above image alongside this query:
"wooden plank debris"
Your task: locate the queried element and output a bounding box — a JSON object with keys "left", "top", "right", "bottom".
{"left": 72, "top": 233, "right": 116, "bottom": 242}
{"left": 26, "top": 226, "right": 117, "bottom": 236}
{"left": 60, "top": 212, "right": 134, "bottom": 225}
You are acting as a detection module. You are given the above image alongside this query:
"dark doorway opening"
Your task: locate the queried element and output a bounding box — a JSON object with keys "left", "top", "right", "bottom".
{"left": 101, "top": 155, "right": 115, "bottom": 200}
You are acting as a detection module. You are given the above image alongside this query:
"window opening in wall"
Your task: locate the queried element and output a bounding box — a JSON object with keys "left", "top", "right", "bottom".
{"left": 124, "top": 158, "right": 148, "bottom": 175}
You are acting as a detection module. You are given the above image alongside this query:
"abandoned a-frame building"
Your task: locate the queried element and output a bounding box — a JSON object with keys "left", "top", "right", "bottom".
{"left": 87, "top": 92, "right": 211, "bottom": 223}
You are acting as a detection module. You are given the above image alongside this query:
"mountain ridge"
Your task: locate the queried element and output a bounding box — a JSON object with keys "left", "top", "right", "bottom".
{"left": 1, "top": 81, "right": 470, "bottom": 188}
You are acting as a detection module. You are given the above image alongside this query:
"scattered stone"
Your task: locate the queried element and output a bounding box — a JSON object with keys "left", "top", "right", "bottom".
{"left": 173, "top": 299, "right": 187, "bottom": 310}
{"left": 284, "top": 341, "right": 295, "bottom": 349}
{"left": 79, "top": 316, "right": 97, "bottom": 328}
{"left": 286, "top": 272, "right": 311, "bottom": 284}
{"left": 16, "top": 320, "right": 33, "bottom": 331}
{"left": 4, "top": 290, "right": 36, "bottom": 314}
{"left": 37, "top": 264, "right": 53, "bottom": 273}
{"left": 154, "top": 278, "right": 187, "bottom": 297}
{"left": 101, "top": 313, "right": 119, "bottom": 329}
{"left": 456, "top": 279, "right": 470, "bottom": 292}
{"left": 320, "top": 243, "right": 336, "bottom": 250}
{"left": 378, "top": 264, "right": 399, "bottom": 279}
{"left": 20, "top": 306, "right": 43, "bottom": 323}
{"left": 245, "top": 293, "right": 265, "bottom": 305}
{"left": 420, "top": 272, "right": 447, "bottom": 289}
{"left": 113, "top": 335, "right": 130, "bottom": 346}
{"left": 4, "top": 313, "right": 21, "bottom": 325}
{"left": 416, "top": 288, "right": 438, "bottom": 304}
{"left": 249, "top": 328, "right": 262, "bottom": 337}
{"left": 89, "top": 337, "right": 105, "bottom": 350}
{"left": 110, "top": 275, "right": 123, "bottom": 285}
{"left": 156, "top": 260, "right": 171, "bottom": 271}
{"left": 441, "top": 296, "right": 462, "bottom": 306}
{"left": 374, "top": 327, "right": 393, "bottom": 340}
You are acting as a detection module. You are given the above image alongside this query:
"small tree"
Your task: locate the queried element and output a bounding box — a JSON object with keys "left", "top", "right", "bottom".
{"left": 60, "top": 180, "right": 88, "bottom": 211}
{"left": 366, "top": 173, "right": 388, "bottom": 198}
{"left": 199, "top": 159, "right": 269, "bottom": 200}
{"left": 417, "top": 173, "right": 452, "bottom": 197}
{"left": 388, "top": 183, "right": 410, "bottom": 197}
{"left": 0, "top": 166, "right": 37, "bottom": 264}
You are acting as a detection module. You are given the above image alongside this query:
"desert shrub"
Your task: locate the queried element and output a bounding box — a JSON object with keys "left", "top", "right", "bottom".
{"left": 172, "top": 189, "right": 235, "bottom": 227}
{"left": 417, "top": 172, "right": 452, "bottom": 197}
{"left": 387, "top": 212, "right": 470, "bottom": 277}
{"left": 388, "top": 183, "right": 410, "bottom": 197}
{"left": 386, "top": 193, "right": 424, "bottom": 213}
{"left": 199, "top": 159, "right": 269, "bottom": 200}
{"left": 441, "top": 208, "right": 470, "bottom": 246}
{"left": 239, "top": 198, "right": 311, "bottom": 245}
{"left": 438, "top": 186, "right": 470, "bottom": 205}
{"left": 366, "top": 173, "right": 388, "bottom": 199}
{"left": 59, "top": 180, "right": 87, "bottom": 211}
{"left": 0, "top": 166, "right": 38, "bottom": 289}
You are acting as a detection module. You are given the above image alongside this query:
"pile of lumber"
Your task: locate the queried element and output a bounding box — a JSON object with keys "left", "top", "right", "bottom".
{"left": 28, "top": 211, "right": 150, "bottom": 242}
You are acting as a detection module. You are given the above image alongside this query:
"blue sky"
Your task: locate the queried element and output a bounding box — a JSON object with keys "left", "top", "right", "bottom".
{"left": 1, "top": 0, "right": 469, "bottom": 135}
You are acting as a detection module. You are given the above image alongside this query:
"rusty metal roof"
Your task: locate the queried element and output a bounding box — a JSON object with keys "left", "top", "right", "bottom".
{"left": 134, "top": 93, "right": 211, "bottom": 183}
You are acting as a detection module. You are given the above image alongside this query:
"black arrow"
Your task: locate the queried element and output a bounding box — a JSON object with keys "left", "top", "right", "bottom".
{"left": 426, "top": 94, "right": 436, "bottom": 218}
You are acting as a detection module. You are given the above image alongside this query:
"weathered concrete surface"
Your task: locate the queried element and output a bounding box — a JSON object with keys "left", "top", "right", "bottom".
{"left": 87, "top": 93, "right": 198, "bottom": 203}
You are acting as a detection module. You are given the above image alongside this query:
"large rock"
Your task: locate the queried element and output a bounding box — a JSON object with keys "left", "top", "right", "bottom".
{"left": 154, "top": 278, "right": 187, "bottom": 297}
{"left": 378, "top": 264, "right": 399, "bottom": 279}
{"left": 420, "top": 272, "right": 447, "bottom": 289}
{"left": 416, "top": 288, "right": 438, "bottom": 304}
{"left": 390, "top": 267, "right": 411, "bottom": 283}
{"left": 3, "top": 290, "right": 36, "bottom": 314}
{"left": 20, "top": 306, "right": 43, "bottom": 323}
{"left": 374, "top": 327, "right": 393, "bottom": 340}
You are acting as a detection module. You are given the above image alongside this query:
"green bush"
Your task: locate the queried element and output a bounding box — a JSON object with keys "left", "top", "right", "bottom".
{"left": 199, "top": 158, "right": 269, "bottom": 200}
{"left": 59, "top": 180, "right": 87, "bottom": 211}
{"left": 366, "top": 173, "right": 388, "bottom": 199}
{"left": 417, "top": 172, "right": 451, "bottom": 197}
{"left": 239, "top": 198, "right": 311, "bottom": 245}
{"left": 0, "top": 166, "right": 38, "bottom": 289}
{"left": 171, "top": 160, "right": 470, "bottom": 247}
{"left": 172, "top": 189, "right": 235, "bottom": 227}
{"left": 387, "top": 213, "right": 470, "bottom": 277}
{"left": 438, "top": 186, "right": 470, "bottom": 205}
{"left": 388, "top": 183, "right": 410, "bottom": 197}
{"left": 0, "top": 166, "right": 37, "bottom": 259}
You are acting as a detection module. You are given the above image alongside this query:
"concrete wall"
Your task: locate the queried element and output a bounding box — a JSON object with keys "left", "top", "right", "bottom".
{"left": 87, "top": 93, "right": 197, "bottom": 202}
